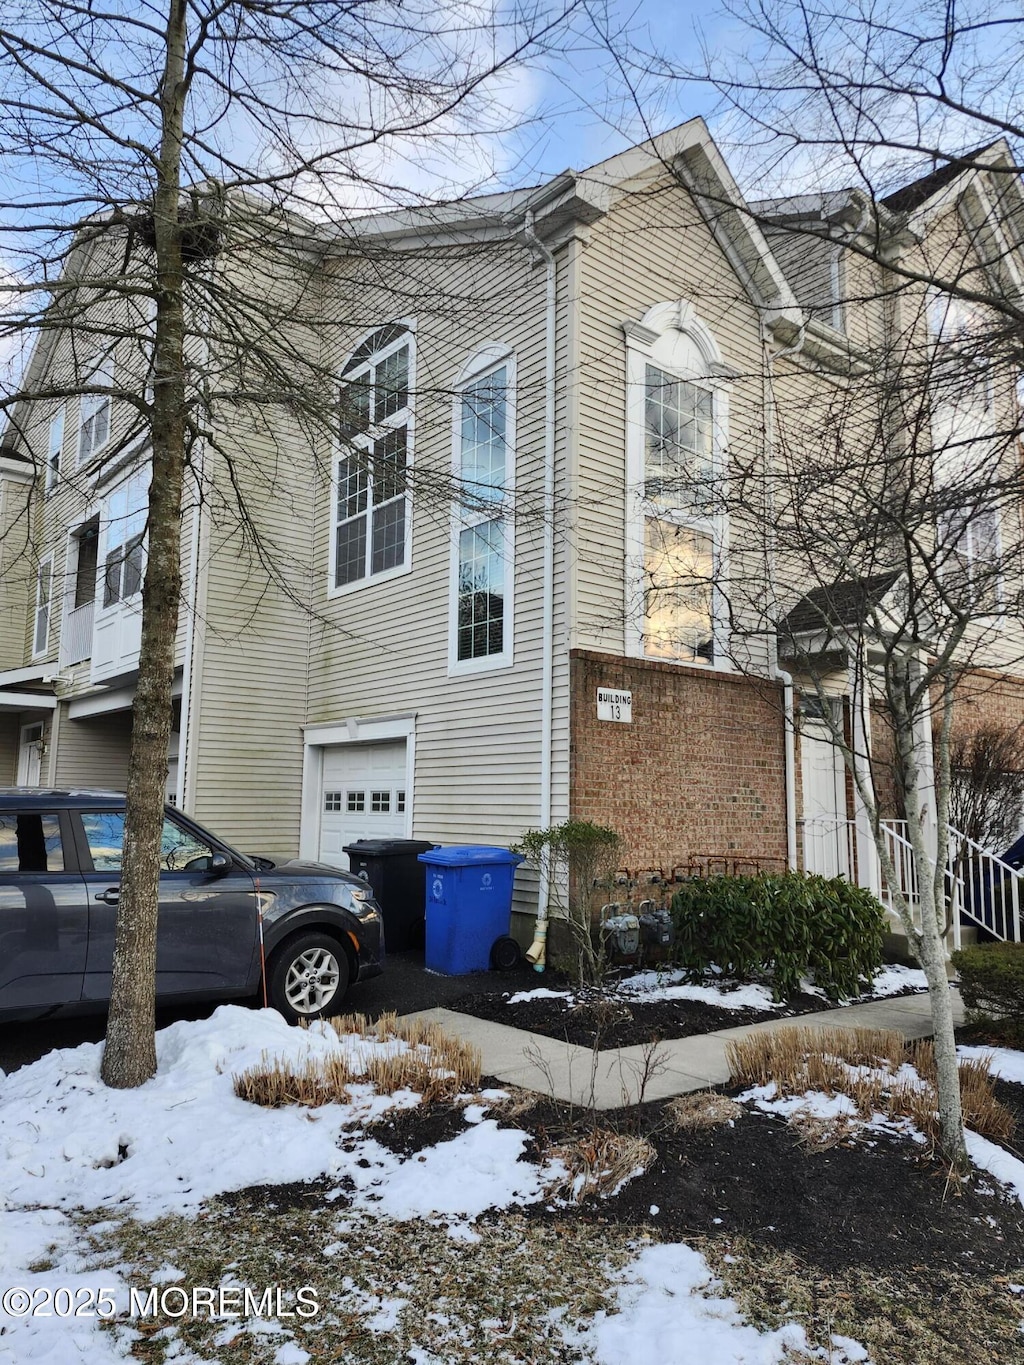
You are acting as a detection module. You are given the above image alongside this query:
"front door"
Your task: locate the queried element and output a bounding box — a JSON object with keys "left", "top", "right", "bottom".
{"left": 77, "top": 807, "right": 259, "bottom": 1000}
{"left": 16, "top": 722, "right": 45, "bottom": 786}
{"left": 801, "top": 715, "right": 851, "bottom": 879}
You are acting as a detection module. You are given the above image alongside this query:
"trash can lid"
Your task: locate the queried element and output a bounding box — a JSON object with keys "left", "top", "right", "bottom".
{"left": 418, "top": 845, "right": 525, "bottom": 867}
{"left": 343, "top": 839, "right": 438, "bottom": 856}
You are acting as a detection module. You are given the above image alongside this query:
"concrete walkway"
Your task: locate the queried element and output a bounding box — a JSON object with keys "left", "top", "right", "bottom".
{"left": 406, "top": 990, "right": 965, "bottom": 1110}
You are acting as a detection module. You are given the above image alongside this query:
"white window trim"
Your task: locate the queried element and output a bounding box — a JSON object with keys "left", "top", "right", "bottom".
{"left": 327, "top": 324, "right": 415, "bottom": 598}
{"left": 623, "top": 313, "right": 731, "bottom": 671}
{"left": 32, "top": 555, "right": 54, "bottom": 659}
{"left": 45, "top": 406, "right": 65, "bottom": 495}
{"left": 448, "top": 346, "right": 516, "bottom": 676}
{"left": 298, "top": 714, "right": 416, "bottom": 861}
{"left": 77, "top": 355, "right": 115, "bottom": 470}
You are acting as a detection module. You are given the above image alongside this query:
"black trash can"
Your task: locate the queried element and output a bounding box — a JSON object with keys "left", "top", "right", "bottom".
{"left": 342, "top": 838, "right": 436, "bottom": 952}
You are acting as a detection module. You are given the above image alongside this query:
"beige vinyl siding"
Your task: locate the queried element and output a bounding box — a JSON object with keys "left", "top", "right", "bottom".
{"left": 0, "top": 471, "right": 35, "bottom": 670}
{"left": 572, "top": 175, "right": 770, "bottom": 665}
{"left": 0, "top": 714, "right": 19, "bottom": 783}
{"left": 184, "top": 410, "right": 312, "bottom": 863}
{"left": 304, "top": 238, "right": 562, "bottom": 912}
{"left": 52, "top": 708, "right": 131, "bottom": 789}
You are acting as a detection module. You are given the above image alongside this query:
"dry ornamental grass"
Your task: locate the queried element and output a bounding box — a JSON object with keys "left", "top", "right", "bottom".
{"left": 726, "top": 1026, "right": 1014, "bottom": 1146}
{"left": 233, "top": 1012, "right": 482, "bottom": 1109}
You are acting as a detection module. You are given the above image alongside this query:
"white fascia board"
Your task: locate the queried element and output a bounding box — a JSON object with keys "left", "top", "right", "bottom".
{"left": 303, "top": 713, "right": 416, "bottom": 746}
{"left": 675, "top": 141, "right": 801, "bottom": 316}
{"left": 0, "top": 664, "right": 51, "bottom": 687}
{"left": 0, "top": 457, "right": 34, "bottom": 482}
{"left": 0, "top": 690, "right": 57, "bottom": 712}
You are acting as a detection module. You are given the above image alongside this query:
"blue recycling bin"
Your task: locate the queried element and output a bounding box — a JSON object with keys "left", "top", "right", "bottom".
{"left": 418, "top": 845, "right": 525, "bottom": 974}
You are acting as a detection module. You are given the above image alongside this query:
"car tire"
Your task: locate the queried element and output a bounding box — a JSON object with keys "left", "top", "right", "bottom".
{"left": 267, "top": 932, "right": 350, "bottom": 1022}
{"left": 490, "top": 935, "right": 522, "bottom": 972}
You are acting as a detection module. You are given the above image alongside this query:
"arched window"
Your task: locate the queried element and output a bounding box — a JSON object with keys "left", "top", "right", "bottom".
{"left": 624, "top": 301, "right": 730, "bottom": 666}
{"left": 332, "top": 324, "right": 412, "bottom": 590}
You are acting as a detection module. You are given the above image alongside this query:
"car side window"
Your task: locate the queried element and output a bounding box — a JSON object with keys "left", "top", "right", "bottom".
{"left": 80, "top": 812, "right": 214, "bottom": 872}
{"left": 0, "top": 812, "right": 64, "bottom": 872}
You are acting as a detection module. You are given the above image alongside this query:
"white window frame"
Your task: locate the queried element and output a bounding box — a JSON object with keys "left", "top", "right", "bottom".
{"left": 328, "top": 324, "right": 414, "bottom": 597}
{"left": 77, "top": 355, "right": 114, "bottom": 469}
{"left": 32, "top": 555, "right": 54, "bottom": 658}
{"left": 623, "top": 306, "right": 730, "bottom": 669}
{"left": 45, "top": 406, "right": 65, "bottom": 494}
{"left": 448, "top": 345, "right": 516, "bottom": 676}
{"left": 99, "top": 466, "right": 148, "bottom": 610}
{"left": 937, "top": 502, "right": 1004, "bottom": 616}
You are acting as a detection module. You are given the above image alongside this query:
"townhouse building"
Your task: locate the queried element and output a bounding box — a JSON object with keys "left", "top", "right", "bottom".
{"left": 2, "top": 120, "right": 1022, "bottom": 941}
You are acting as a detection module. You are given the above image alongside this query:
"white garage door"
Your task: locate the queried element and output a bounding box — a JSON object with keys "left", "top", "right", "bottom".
{"left": 318, "top": 740, "right": 408, "bottom": 868}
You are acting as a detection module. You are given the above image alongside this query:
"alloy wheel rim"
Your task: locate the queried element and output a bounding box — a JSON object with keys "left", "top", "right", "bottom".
{"left": 284, "top": 946, "right": 341, "bottom": 1013}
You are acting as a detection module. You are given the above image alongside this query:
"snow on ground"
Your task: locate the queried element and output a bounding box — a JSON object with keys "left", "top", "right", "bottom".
{"left": 510, "top": 962, "right": 930, "bottom": 1011}
{"left": 966, "top": 1131, "right": 1024, "bottom": 1208}
{"left": 560, "top": 1242, "right": 872, "bottom": 1365}
{"left": 0, "top": 1006, "right": 558, "bottom": 1363}
{"left": 959, "top": 1044, "right": 1024, "bottom": 1087}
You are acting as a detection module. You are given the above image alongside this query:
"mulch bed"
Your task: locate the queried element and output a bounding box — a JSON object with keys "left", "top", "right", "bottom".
{"left": 450, "top": 984, "right": 865, "bottom": 1050}
{"left": 369, "top": 1082, "right": 1024, "bottom": 1278}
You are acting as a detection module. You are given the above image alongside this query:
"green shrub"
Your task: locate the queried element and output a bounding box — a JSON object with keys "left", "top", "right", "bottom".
{"left": 669, "top": 872, "right": 887, "bottom": 1001}
{"left": 951, "top": 943, "right": 1024, "bottom": 1044}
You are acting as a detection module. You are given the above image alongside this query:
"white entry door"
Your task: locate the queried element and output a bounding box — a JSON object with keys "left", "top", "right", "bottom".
{"left": 318, "top": 740, "right": 408, "bottom": 868}
{"left": 16, "top": 721, "right": 45, "bottom": 786}
{"left": 801, "top": 717, "right": 850, "bottom": 878}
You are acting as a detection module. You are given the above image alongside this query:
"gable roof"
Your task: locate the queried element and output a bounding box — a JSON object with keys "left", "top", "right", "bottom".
{"left": 881, "top": 145, "right": 1003, "bottom": 215}
{"left": 780, "top": 571, "right": 903, "bottom": 637}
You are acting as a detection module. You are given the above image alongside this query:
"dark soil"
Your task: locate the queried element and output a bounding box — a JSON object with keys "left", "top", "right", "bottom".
{"left": 512, "top": 1087, "right": 1024, "bottom": 1277}
{"left": 451, "top": 985, "right": 845, "bottom": 1049}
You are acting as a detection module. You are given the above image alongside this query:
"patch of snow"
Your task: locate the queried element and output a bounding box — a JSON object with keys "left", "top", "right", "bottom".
{"left": 506, "top": 987, "right": 574, "bottom": 1004}
{"left": 857, "top": 964, "right": 929, "bottom": 998}
{"left": 959, "top": 1045, "right": 1024, "bottom": 1087}
{"left": 966, "top": 1130, "right": 1024, "bottom": 1208}
{"left": 616, "top": 969, "right": 781, "bottom": 1011}
{"left": 273, "top": 1344, "right": 310, "bottom": 1365}
{"left": 563, "top": 1242, "right": 873, "bottom": 1364}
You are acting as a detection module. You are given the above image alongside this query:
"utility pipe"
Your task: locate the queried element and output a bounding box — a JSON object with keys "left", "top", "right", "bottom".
{"left": 522, "top": 208, "right": 556, "bottom": 970}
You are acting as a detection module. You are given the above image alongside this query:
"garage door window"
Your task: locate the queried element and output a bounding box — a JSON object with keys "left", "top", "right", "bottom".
{"left": 347, "top": 791, "right": 365, "bottom": 812}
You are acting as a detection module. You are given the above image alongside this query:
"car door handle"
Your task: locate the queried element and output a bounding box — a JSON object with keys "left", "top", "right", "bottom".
{"left": 94, "top": 888, "right": 121, "bottom": 905}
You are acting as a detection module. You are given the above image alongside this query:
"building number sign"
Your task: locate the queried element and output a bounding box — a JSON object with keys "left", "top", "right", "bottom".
{"left": 597, "top": 688, "right": 632, "bottom": 723}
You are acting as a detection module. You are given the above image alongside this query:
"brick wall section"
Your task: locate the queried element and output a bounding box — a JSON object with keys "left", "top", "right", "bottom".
{"left": 570, "top": 650, "right": 788, "bottom": 870}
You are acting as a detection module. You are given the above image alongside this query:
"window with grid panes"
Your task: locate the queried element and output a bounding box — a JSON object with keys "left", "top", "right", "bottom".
{"left": 641, "top": 364, "right": 717, "bottom": 663}
{"left": 334, "top": 326, "right": 410, "bottom": 588}
{"left": 455, "top": 363, "right": 511, "bottom": 663}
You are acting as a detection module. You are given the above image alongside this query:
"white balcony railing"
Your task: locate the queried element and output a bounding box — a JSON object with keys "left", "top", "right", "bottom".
{"left": 59, "top": 600, "right": 94, "bottom": 667}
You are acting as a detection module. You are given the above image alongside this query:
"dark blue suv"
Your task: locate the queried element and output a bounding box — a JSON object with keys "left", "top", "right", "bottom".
{"left": 0, "top": 789, "right": 383, "bottom": 1022}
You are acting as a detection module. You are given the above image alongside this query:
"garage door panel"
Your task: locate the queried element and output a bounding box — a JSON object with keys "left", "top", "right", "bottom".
{"left": 318, "top": 740, "right": 408, "bottom": 869}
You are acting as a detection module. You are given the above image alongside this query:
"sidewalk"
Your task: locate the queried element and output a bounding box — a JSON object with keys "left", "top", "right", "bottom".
{"left": 406, "top": 990, "right": 965, "bottom": 1110}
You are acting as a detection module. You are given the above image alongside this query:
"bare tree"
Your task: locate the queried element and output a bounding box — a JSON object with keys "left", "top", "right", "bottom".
{"left": 587, "top": 0, "right": 1024, "bottom": 1170}
{"left": 0, "top": 0, "right": 578, "bottom": 1087}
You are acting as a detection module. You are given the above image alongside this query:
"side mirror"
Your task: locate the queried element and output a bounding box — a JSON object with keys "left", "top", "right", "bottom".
{"left": 209, "top": 851, "right": 231, "bottom": 877}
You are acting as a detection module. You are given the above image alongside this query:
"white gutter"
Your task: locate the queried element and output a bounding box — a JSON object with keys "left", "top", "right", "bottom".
{"left": 522, "top": 209, "right": 556, "bottom": 969}
{"left": 765, "top": 321, "right": 805, "bottom": 872}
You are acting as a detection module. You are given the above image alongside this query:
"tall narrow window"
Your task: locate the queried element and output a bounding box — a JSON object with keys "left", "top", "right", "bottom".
{"left": 33, "top": 558, "right": 53, "bottom": 656}
{"left": 625, "top": 303, "right": 727, "bottom": 667}
{"left": 332, "top": 325, "right": 411, "bottom": 589}
{"left": 101, "top": 469, "right": 147, "bottom": 609}
{"left": 46, "top": 407, "right": 64, "bottom": 493}
{"left": 452, "top": 358, "right": 513, "bottom": 668}
{"left": 641, "top": 364, "right": 717, "bottom": 663}
{"left": 78, "top": 356, "right": 114, "bottom": 467}
{"left": 73, "top": 519, "right": 100, "bottom": 607}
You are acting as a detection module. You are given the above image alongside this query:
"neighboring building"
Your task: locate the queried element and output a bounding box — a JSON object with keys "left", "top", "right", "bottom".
{"left": 1, "top": 121, "right": 1022, "bottom": 941}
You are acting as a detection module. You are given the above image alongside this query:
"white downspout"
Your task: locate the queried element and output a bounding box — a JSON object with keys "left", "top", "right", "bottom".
{"left": 175, "top": 448, "right": 202, "bottom": 809}
{"left": 522, "top": 209, "right": 556, "bottom": 969}
{"left": 765, "top": 321, "right": 805, "bottom": 872}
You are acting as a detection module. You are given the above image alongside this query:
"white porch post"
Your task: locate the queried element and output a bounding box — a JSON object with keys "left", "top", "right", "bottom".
{"left": 848, "top": 660, "right": 881, "bottom": 900}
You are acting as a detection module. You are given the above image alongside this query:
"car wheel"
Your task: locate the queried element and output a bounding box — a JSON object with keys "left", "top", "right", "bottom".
{"left": 268, "top": 932, "right": 350, "bottom": 1022}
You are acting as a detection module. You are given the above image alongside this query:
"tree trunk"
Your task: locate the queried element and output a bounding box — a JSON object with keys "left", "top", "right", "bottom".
{"left": 101, "top": 0, "right": 189, "bottom": 1089}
